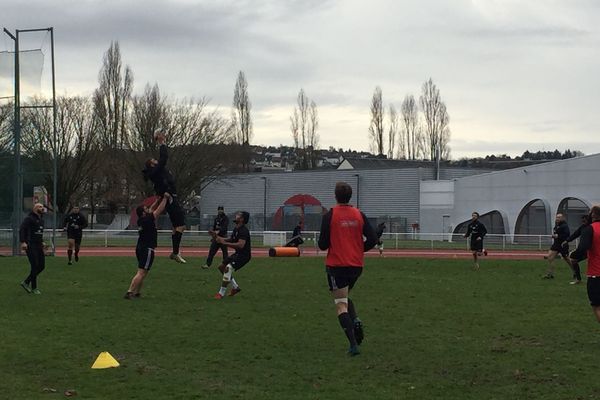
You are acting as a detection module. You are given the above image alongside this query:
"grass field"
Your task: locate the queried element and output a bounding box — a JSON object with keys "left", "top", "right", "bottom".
{"left": 1, "top": 255, "right": 599, "bottom": 399}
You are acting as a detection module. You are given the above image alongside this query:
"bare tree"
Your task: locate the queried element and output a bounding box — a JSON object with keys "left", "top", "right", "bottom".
{"left": 400, "top": 95, "right": 422, "bottom": 160}
{"left": 20, "top": 96, "right": 97, "bottom": 213}
{"left": 91, "top": 41, "right": 134, "bottom": 212}
{"left": 368, "top": 86, "right": 384, "bottom": 156}
{"left": 93, "top": 41, "right": 133, "bottom": 150}
{"left": 232, "top": 71, "right": 252, "bottom": 171}
{"left": 388, "top": 104, "right": 398, "bottom": 159}
{"left": 308, "top": 100, "right": 319, "bottom": 168}
{"left": 0, "top": 102, "right": 13, "bottom": 152}
{"left": 419, "top": 78, "right": 450, "bottom": 163}
{"left": 290, "top": 89, "right": 319, "bottom": 169}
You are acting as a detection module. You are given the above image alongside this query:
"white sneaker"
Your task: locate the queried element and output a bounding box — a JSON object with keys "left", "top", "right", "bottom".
{"left": 569, "top": 280, "right": 582, "bottom": 285}
{"left": 170, "top": 253, "right": 187, "bottom": 264}
{"left": 201, "top": 264, "right": 209, "bottom": 269}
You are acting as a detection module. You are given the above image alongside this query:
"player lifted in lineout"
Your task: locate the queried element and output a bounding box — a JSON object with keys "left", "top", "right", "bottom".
{"left": 63, "top": 205, "right": 88, "bottom": 265}
{"left": 464, "top": 212, "right": 488, "bottom": 270}
{"left": 142, "top": 128, "right": 187, "bottom": 264}
{"left": 210, "top": 211, "right": 252, "bottom": 299}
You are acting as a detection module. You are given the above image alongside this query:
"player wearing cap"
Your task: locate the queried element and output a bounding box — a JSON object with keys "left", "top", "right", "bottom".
{"left": 202, "top": 206, "right": 229, "bottom": 269}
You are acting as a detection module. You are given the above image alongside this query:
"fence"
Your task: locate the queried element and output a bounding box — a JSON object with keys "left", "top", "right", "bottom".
{"left": 0, "top": 229, "right": 568, "bottom": 255}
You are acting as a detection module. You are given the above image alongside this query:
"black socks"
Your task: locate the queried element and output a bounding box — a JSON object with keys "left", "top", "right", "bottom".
{"left": 338, "top": 312, "right": 357, "bottom": 347}
{"left": 172, "top": 231, "right": 182, "bottom": 254}
{"left": 67, "top": 249, "right": 73, "bottom": 261}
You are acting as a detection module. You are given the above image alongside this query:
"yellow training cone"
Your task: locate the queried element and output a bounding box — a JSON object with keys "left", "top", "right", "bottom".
{"left": 91, "top": 352, "right": 120, "bottom": 369}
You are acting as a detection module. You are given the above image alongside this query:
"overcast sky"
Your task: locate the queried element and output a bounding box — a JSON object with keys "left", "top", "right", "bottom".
{"left": 3, "top": 0, "right": 600, "bottom": 158}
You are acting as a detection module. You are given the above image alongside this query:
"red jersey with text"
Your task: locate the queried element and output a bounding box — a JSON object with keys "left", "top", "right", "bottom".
{"left": 326, "top": 205, "right": 365, "bottom": 268}
{"left": 587, "top": 222, "right": 600, "bottom": 276}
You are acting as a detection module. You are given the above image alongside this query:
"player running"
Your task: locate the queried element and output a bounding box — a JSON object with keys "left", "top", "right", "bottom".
{"left": 210, "top": 211, "right": 252, "bottom": 299}
{"left": 142, "top": 128, "right": 187, "bottom": 264}
{"left": 464, "top": 212, "right": 488, "bottom": 270}
{"left": 63, "top": 205, "right": 88, "bottom": 265}
{"left": 543, "top": 213, "right": 573, "bottom": 279}
{"left": 124, "top": 194, "right": 169, "bottom": 299}
{"left": 375, "top": 222, "right": 386, "bottom": 256}
{"left": 563, "top": 214, "right": 591, "bottom": 284}
{"left": 318, "top": 182, "right": 378, "bottom": 356}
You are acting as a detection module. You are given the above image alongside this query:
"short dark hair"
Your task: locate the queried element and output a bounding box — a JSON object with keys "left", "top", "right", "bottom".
{"left": 217, "top": 206, "right": 224, "bottom": 211}
{"left": 335, "top": 182, "right": 352, "bottom": 204}
{"left": 472, "top": 212, "right": 480, "bottom": 217}
{"left": 590, "top": 205, "right": 600, "bottom": 220}
{"left": 145, "top": 159, "right": 154, "bottom": 169}
{"left": 238, "top": 211, "right": 250, "bottom": 224}
{"left": 136, "top": 206, "right": 145, "bottom": 218}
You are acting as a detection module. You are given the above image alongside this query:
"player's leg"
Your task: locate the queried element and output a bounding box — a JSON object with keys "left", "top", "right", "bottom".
{"left": 166, "top": 198, "right": 187, "bottom": 263}
{"left": 215, "top": 261, "right": 232, "bottom": 299}
{"left": 588, "top": 278, "right": 600, "bottom": 322}
{"left": 472, "top": 251, "right": 479, "bottom": 270}
{"left": 21, "top": 248, "right": 36, "bottom": 293}
{"left": 328, "top": 268, "right": 360, "bottom": 355}
{"left": 203, "top": 240, "right": 219, "bottom": 269}
{"left": 74, "top": 235, "right": 82, "bottom": 262}
{"left": 545, "top": 250, "right": 558, "bottom": 278}
{"left": 228, "top": 258, "right": 248, "bottom": 297}
{"left": 221, "top": 243, "right": 229, "bottom": 262}
{"left": 29, "top": 248, "right": 44, "bottom": 293}
{"left": 593, "top": 306, "right": 600, "bottom": 323}
{"left": 67, "top": 238, "right": 75, "bottom": 264}
{"left": 126, "top": 269, "right": 148, "bottom": 298}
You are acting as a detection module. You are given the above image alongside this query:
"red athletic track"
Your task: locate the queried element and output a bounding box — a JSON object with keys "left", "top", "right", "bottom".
{"left": 35, "top": 247, "right": 546, "bottom": 260}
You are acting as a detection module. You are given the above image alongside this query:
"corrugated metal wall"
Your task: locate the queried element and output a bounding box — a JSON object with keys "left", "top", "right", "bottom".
{"left": 198, "top": 167, "right": 488, "bottom": 231}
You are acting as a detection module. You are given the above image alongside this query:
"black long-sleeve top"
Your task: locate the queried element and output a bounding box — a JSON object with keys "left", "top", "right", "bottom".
{"left": 19, "top": 212, "right": 44, "bottom": 246}
{"left": 143, "top": 144, "right": 178, "bottom": 195}
{"left": 318, "top": 209, "right": 378, "bottom": 252}
{"left": 566, "top": 223, "right": 588, "bottom": 243}
{"left": 552, "top": 221, "right": 570, "bottom": 246}
{"left": 212, "top": 214, "right": 229, "bottom": 237}
{"left": 63, "top": 212, "right": 88, "bottom": 233}
{"left": 570, "top": 224, "right": 594, "bottom": 261}
{"left": 465, "top": 220, "right": 487, "bottom": 240}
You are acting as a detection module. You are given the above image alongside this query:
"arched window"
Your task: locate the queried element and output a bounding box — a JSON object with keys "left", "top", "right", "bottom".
{"left": 515, "top": 199, "right": 548, "bottom": 235}
{"left": 453, "top": 210, "right": 506, "bottom": 234}
{"left": 557, "top": 197, "right": 590, "bottom": 231}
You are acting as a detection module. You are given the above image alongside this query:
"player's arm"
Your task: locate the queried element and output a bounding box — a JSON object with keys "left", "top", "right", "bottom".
{"left": 80, "top": 214, "right": 88, "bottom": 229}
{"left": 318, "top": 210, "right": 333, "bottom": 250}
{"left": 158, "top": 143, "right": 168, "bottom": 168}
{"left": 570, "top": 225, "right": 593, "bottom": 262}
{"left": 464, "top": 224, "right": 472, "bottom": 238}
{"left": 564, "top": 225, "right": 583, "bottom": 244}
{"left": 19, "top": 217, "right": 31, "bottom": 251}
{"left": 151, "top": 195, "right": 169, "bottom": 219}
{"left": 362, "top": 212, "right": 378, "bottom": 252}
{"left": 220, "top": 238, "right": 246, "bottom": 250}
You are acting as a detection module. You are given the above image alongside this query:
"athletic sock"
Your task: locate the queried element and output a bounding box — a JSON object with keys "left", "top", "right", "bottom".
{"left": 338, "top": 312, "right": 357, "bottom": 347}
{"left": 172, "top": 231, "right": 182, "bottom": 254}
{"left": 67, "top": 249, "right": 72, "bottom": 261}
{"left": 218, "top": 286, "right": 227, "bottom": 296}
{"left": 231, "top": 278, "right": 239, "bottom": 289}
{"left": 573, "top": 262, "right": 582, "bottom": 281}
{"left": 348, "top": 299, "right": 358, "bottom": 321}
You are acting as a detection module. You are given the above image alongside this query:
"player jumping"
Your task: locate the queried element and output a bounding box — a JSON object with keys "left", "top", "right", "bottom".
{"left": 143, "top": 128, "right": 187, "bottom": 264}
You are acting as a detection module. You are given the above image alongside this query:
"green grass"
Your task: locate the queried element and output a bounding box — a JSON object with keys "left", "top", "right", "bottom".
{"left": 1, "top": 255, "right": 599, "bottom": 399}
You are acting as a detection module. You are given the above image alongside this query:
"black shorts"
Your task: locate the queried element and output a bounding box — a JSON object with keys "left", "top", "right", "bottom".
{"left": 224, "top": 253, "right": 251, "bottom": 271}
{"left": 166, "top": 196, "right": 186, "bottom": 227}
{"left": 470, "top": 239, "right": 483, "bottom": 252}
{"left": 326, "top": 266, "right": 363, "bottom": 291}
{"left": 550, "top": 243, "right": 569, "bottom": 257}
{"left": 136, "top": 247, "right": 155, "bottom": 271}
{"left": 67, "top": 231, "right": 82, "bottom": 244}
{"left": 587, "top": 277, "right": 600, "bottom": 307}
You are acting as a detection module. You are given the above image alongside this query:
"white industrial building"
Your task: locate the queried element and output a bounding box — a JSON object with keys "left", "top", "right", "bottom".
{"left": 419, "top": 154, "right": 600, "bottom": 236}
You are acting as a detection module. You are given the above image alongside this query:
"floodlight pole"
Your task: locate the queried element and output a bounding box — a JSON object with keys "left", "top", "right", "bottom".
{"left": 50, "top": 27, "right": 57, "bottom": 254}
{"left": 3, "top": 28, "right": 21, "bottom": 256}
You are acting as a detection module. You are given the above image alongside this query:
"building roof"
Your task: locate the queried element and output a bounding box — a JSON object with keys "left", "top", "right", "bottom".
{"left": 338, "top": 157, "right": 437, "bottom": 170}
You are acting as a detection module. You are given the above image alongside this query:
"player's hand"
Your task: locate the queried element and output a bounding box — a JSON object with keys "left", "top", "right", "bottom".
{"left": 72, "top": 225, "right": 79, "bottom": 229}
{"left": 164, "top": 192, "right": 172, "bottom": 200}
{"left": 20, "top": 242, "right": 27, "bottom": 252}
{"left": 562, "top": 241, "right": 568, "bottom": 247}
{"left": 476, "top": 237, "right": 482, "bottom": 241}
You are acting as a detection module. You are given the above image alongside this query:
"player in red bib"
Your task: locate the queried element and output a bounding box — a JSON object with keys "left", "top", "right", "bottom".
{"left": 318, "top": 182, "right": 378, "bottom": 355}
{"left": 570, "top": 206, "right": 600, "bottom": 322}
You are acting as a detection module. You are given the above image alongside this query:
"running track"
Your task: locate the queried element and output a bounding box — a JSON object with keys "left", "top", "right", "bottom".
{"left": 44, "top": 247, "right": 547, "bottom": 260}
